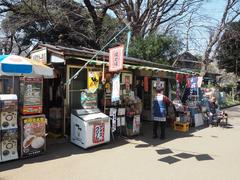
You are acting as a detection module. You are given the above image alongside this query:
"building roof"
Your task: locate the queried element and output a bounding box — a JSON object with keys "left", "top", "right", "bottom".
{"left": 172, "top": 51, "right": 201, "bottom": 71}
{"left": 35, "top": 44, "right": 195, "bottom": 74}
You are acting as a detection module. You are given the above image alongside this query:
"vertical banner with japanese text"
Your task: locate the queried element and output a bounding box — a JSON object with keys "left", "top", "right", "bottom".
{"left": 109, "top": 45, "right": 124, "bottom": 72}
{"left": 111, "top": 74, "right": 120, "bottom": 102}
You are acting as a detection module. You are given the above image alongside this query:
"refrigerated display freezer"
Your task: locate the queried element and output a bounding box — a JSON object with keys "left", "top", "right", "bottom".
{"left": 71, "top": 109, "right": 110, "bottom": 149}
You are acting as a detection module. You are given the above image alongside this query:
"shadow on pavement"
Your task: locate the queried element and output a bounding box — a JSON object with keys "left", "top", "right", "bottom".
{"left": 158, "top": 156, "right": 181, "bottom": 164}
{"left": 0, "top": 120, "right": 224, "bottom": 171}
{"left": 0, "top": 137, "right": 129, "bottom": 172}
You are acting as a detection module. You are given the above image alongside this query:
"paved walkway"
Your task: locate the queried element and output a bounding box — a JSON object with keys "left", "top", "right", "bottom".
{"left": 1, "top": 106, "right": 240, "bottom": 180}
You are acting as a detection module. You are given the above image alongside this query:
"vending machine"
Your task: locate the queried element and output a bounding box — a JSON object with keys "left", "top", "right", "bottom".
{"left": 0, "top": 94, "right": 19, "bottom": 162}
{"left": 19, "top": 77, "right": 43, "bottom": 115}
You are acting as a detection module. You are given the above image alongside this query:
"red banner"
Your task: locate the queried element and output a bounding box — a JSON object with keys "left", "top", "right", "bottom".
{"left": 144, "top": 77, "right": 148, "bottom": 92}
{"left": 109, "top": 45, "right": 124, "bottom": 72}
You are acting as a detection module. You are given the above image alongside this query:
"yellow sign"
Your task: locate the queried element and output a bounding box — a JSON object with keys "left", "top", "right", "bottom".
{"left": 88, "top": 71, "right": 100, "bottom": 93}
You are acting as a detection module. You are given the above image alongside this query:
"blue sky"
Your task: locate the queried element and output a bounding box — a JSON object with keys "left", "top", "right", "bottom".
{"left": 185, "top": 0, "right": 227, "bottom": 54}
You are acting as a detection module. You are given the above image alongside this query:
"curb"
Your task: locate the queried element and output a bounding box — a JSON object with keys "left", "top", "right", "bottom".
{"left": 221, "top": 104, "right": 240, "bottom": 109}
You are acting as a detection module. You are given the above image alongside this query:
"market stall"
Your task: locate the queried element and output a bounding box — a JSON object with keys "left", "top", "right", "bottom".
{"left": 0, "top": 55, "right": 54, "bottom": 162}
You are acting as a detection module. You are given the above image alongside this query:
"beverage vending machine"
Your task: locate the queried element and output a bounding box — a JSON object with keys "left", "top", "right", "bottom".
{"left": 0, "top": 94, "right": 19, "bottom": 162}
{"left": 19, "top": 77, "right": 47, "bottom": 158}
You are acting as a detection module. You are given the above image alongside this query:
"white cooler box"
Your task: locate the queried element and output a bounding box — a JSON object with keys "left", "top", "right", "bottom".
{"left": 71, "top": 109, "right": 110, "bottom": 149}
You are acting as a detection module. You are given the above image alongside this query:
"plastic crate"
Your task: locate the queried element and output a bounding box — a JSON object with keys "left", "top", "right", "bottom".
{"left": 174, "top": 122, "right": 189, "bottom": 132}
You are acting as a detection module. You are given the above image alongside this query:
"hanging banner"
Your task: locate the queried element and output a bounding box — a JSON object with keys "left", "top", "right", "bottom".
{"left": 197, "top": 77, "right": 203, "bottom": 88}
{"left": 109, "top": 45, "right": 124, "bottom": 72}
{"left": 111, "top": 74, "right": 120, "bottom": 102}
{"left": 144, "top": 77, "right": 148, "bottom": 92}
{"left": 88, "top": 71, "right": 100, "bottom": 93}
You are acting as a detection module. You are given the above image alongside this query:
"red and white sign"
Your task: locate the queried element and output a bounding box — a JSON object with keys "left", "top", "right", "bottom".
{"left": 93, "top": 123, "right": 105, "bottom": 144}
{"left": 109, "top": 45, "right": 124, "bottom": 72}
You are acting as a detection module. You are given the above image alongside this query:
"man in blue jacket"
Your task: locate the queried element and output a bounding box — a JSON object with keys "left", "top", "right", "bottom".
{"left": 153, "top": 87, "right": 172, "bottom": 139}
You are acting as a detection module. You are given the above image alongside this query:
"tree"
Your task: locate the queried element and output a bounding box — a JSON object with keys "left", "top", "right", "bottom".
{"left": 217, "top": 21, "right": 240, "bottom": 75}
{"left": 202, "top": 0, "right": 240, "bottom": 74}
{"left": 0, "top": 0, "right": 120, "bottom": 54}
{"left": 128, "top": 34, "right": 181, "bottom": 65}
{"left": 82, "top": 0, "right": 203, "bottom": 39}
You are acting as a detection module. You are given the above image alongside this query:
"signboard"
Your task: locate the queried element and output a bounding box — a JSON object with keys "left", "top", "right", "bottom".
{"left": 109, "top": 45, "right": 124, "bottom": 72}
{"left": 133, "top": 115, "right": 140, "bottom": 134}
{"left": 93, "top": 123, "right": 105, "bottom": 144}
{"left": 30, "top": 48, "right": 47, "bottom": 64}
{"left": 19, "top": 77, "right": 43, "bottom": 115}
{"left": 88, "top": 71, "right": 100, "bottom": 93}
{"left": 21, "top": 115, "right": 46, "bottom": 158}
{"left": 111, "top": 74, "right": 120, "bottom": 102}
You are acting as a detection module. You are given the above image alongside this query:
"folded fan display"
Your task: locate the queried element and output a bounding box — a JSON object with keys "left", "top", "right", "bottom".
{"left": 0, "top": 55, "right": 53, "bottom": 78}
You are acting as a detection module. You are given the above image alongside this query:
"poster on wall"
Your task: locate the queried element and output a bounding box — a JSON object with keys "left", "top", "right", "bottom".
{"left": 122, "top": 73, "right": 132, "bottom": 92}
{"left": 111, "top": 74, "right": 120, "bottom": 102}
{"left": 20, "top": 115, "right": 46, "bottom": 158}
{"left": 156, "top": 78, "right": 165, "bottom": 90}
{"left": 88, "top": 71, "right": 100, "bottom": 93}
{"left": 93, "top": 123, "right": 105, "bottom": 144}
{"left": 109, "top": 45, "right": 124, "bottom": 72}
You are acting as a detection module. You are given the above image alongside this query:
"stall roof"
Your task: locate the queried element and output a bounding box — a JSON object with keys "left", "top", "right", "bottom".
{"left": 36, "top": 44, "right": 195, "bottom": 75}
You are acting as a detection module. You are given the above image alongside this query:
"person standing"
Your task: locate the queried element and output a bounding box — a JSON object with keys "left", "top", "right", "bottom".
{"left": 153, "top": 87, "right": 172, "bottom": 139}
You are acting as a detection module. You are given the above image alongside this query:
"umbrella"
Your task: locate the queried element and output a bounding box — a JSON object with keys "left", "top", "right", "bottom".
{"left": 0, "top": 55, "right": 54, "bottom": 78}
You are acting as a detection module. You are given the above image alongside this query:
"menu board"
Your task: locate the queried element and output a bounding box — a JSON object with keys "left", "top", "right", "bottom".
{"left": 20, "top": 115, "right": 46, "bottom": 158}
{"left": 80, "top": 90, "right": 97, "bottom": 109}
{"left": 19, "top": 77, "right": 43, "bottom": 115}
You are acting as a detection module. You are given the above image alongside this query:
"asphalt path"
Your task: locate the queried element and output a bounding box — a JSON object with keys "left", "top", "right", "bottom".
{"left": 1, "top": 106, "right": 240, "bottom": 180}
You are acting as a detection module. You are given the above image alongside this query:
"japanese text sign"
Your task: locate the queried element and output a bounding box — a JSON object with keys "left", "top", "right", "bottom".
{"left": 109, "top": 45, "right": 124, "bottom": 72}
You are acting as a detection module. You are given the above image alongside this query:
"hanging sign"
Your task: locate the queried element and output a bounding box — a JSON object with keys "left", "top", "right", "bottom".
{"left": 111, "top": 74, "right": 120, "bottom": 102}
{"left": 88, "top": 71, "right": 100, "bottom": 93}
{"left": 109, "top": 45, "right": 124, "bottom": 72}
{"left": 144, "top": 77, "right": 148, "bottom": 92}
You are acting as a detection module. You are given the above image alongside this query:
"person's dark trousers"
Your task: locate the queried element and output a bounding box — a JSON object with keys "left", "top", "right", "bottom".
{"left": 153, "top": 121, "right": 159, "bottom": 137}
{"left": 160, "top": 121, "right": 166, "bottom": 139}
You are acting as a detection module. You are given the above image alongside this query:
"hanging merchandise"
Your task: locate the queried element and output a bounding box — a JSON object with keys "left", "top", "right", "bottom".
{"left": 88, "top": 71, "right": 100, "bottom": 93}
{"left": 144, "top": 77, "right": 149, "bottom": 92}
{"left": 109, "top": 45, "right": 124, "bottom": 72}
{"left": 111, "top": 74, "right": 120, "bottom": 102}
{"left": 176, "top": 74, "right": 181, "bottom": 99}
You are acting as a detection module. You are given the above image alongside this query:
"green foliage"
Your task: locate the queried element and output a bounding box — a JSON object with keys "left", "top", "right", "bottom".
{"left": 217, "top": 21, "right": 240, "bottom": 74}
{"left": 128, "top": 34, "right": 181, "bottom": 65}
